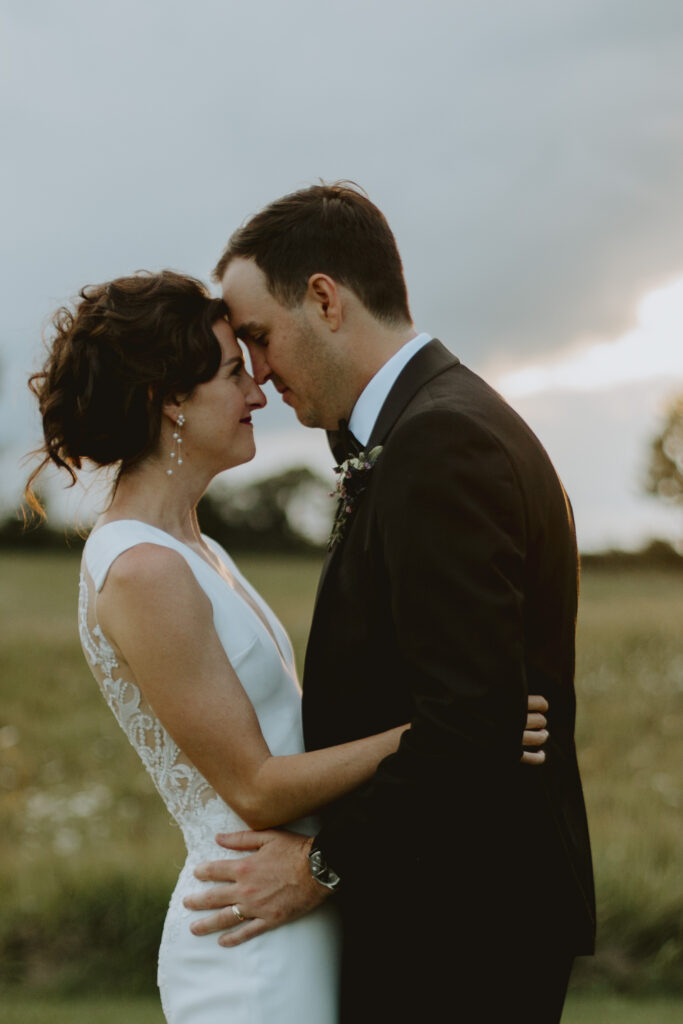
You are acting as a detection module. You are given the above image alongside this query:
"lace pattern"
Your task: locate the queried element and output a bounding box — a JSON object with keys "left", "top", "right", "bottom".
{"left": 78, "top": 569, "right": 246, "bottom": 853}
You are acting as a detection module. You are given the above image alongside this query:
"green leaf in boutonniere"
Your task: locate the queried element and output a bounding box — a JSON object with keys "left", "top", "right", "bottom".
{"left": 328, "top": 445, "right": 383, "bottom": 549}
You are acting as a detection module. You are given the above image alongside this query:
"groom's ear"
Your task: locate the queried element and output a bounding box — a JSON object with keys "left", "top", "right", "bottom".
{"left": 305, "top": 273, "right": 342, "bottom": 331}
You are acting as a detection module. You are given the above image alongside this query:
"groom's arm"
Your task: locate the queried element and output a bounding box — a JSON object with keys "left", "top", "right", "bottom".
{"left": 312, "top": 407, "right": 529, "bottom": 881}
{"left": 185, "top": 407, "right": 532, "bottom": 942}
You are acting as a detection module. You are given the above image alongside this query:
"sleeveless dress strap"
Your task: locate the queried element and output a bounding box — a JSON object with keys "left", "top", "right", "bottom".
{"left": 83, "top": 520, "right": 190, "bottom": 592}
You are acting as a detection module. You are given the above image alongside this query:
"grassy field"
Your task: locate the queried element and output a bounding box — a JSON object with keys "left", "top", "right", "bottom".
{"left": 0, "top": 550, "right": 682, "bottom": 998}
{"left": 2, "top": 991, "right": 683, "bottom": 1024}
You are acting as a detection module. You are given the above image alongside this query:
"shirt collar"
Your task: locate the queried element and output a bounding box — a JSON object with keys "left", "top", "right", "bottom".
{"left": 348, "top": 332, "right": 432, "bottom": 446}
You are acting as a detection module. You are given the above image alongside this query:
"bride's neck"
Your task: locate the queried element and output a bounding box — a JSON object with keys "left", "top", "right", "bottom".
{"left": 99, "top": 457, "right": 211, "bottom": 544}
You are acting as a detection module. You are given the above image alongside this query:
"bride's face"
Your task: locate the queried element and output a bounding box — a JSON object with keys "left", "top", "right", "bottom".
{"left": 172, "top": 319, "right": 267, "bottom": 474}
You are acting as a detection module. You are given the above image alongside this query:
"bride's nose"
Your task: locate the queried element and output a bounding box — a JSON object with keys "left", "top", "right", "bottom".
{"left": 247, "top": 377, "right": 267, "bottom": 410}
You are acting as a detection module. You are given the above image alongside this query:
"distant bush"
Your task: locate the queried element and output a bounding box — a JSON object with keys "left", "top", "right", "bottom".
{"left": 1, "top": 868, "right": 680, "bottom": 996}
{"left": 0, "top": 500, "right": 85, "bottom": 550}
{"left": 581, "top": 540, "right": 683, "bottom": 571}
{"left": 0, "top": 873, "right": 167, "bottom": 994}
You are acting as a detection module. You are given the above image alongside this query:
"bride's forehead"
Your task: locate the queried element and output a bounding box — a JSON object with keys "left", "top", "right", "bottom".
{"left": 211, "top": 318, "right": 241, "bottom": 354}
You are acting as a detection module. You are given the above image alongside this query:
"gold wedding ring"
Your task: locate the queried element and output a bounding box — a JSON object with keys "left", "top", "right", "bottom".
{"left": 231, "top": 904, "right": 245, "bottom": 923}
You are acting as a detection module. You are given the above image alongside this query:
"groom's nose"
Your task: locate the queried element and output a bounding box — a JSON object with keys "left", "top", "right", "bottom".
{"left": 247, "top": 348, "right": 271, "bottom": 385}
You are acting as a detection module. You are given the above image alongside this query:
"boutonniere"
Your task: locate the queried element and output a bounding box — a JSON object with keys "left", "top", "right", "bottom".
{"left": 328, "top": 445, "right": 383, "bottom": 549}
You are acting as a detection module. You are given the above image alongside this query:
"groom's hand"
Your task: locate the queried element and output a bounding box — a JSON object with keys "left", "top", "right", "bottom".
{"left": 183, "top": 830, "right": 328, "bottom": 946}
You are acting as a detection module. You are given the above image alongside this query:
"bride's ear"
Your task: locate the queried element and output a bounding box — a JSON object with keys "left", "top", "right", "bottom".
{"left": 160, "top": 392, "right": 184, "bottom": 426}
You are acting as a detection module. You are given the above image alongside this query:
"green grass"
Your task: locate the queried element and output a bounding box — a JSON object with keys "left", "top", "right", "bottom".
{"left": 1, "top": 991, "right": 681, "bottom": 1024}
{"left": 564, "top": 992, "right": 683, "bottom": 1023}
{"left": 572, "top": 569, "right": 683, "bottom": 992}
{"left": 1, "top": 551, "right": 682, "bottom": 995}
{"left": 0, "top": 994, "right": 165, "bottom": 1024}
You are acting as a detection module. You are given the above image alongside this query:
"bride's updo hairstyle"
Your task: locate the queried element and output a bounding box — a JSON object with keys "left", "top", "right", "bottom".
{"left": 26, "top": 270, "right": 226, "bottom": 517}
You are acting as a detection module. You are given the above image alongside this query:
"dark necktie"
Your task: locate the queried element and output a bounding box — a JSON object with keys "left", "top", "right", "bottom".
{"left": 328, "top": 419, "right": 363, "bottom": 465}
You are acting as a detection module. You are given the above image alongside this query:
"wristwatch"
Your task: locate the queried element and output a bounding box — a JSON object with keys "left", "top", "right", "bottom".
{"left": 308, "top": 840, "right": 341, "bottom": 892}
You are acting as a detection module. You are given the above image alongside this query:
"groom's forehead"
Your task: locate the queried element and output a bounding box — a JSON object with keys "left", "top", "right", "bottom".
{"left": 222, "top": 257, "right": 268, "bottom": 301}
{"left": 224, "top": 264, "right": 288, "bottom": 335}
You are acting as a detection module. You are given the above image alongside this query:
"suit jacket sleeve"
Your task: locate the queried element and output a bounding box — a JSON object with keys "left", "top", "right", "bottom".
{"left": 314, "top": 407, "right": 530, "bottom": 882}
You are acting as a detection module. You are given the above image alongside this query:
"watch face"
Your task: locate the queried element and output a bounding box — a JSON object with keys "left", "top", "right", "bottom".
{"left": 309, "top": 847, "right": 341, "bottom": 891}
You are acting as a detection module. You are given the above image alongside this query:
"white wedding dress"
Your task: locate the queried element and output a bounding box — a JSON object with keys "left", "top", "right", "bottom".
{"left": 78, "top": 520, "right": 340, "bottom": 1023}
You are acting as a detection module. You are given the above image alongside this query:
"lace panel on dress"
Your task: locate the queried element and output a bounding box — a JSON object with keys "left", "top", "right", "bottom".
{"left": 78, "top": 566, "right": 241, "bottom": 852}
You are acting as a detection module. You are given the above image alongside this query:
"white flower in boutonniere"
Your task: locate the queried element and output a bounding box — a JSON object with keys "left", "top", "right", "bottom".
{"left": 328, "top": 445, "right": 384, "bottom": 549}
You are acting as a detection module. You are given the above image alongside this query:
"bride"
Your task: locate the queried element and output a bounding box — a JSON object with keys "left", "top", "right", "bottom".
{"left": 26, "top": 270, "right": 549, "bottom": 1023}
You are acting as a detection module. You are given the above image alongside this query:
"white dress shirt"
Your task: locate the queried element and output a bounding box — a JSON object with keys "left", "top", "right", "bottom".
{"left": 348, "top": 332, "right": 432, "bottom": 447}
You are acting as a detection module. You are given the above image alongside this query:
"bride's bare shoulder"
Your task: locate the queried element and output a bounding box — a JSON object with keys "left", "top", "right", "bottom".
{"left": 100, "top": 544, "right": 207, "bottom": 611}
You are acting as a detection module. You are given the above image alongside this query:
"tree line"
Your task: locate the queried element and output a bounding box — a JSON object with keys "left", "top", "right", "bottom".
{"left": 2, "top": 467, "right": 333, "bottom": 555}
{"left": 3, "top": 395, "right": 682, "bottom": 560}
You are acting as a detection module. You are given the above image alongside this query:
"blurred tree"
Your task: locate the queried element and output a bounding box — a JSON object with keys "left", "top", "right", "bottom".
{"left": 0, "top": 495, "right": 84, "bottom": 549}
{"left": 646, "top": 395, "right": 683, "bottom": 504}
{"left": 198, "top": 466, "right": 333, "bottom": 553}
{"left": 1, "top": 468, "right": 334, "bottom": 552}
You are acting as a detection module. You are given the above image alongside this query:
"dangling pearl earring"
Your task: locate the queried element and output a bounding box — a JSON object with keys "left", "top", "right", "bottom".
{"left": 167, "top": 412, "right": 186, "bottom": 476}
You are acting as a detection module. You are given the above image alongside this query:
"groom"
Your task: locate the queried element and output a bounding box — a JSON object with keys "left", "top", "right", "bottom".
{"left": 186, "top": 183, "right": 595, "bottom": 1021}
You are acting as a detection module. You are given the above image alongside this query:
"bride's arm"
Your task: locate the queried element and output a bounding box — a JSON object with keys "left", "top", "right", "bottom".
{"left": 97, "top": 545, "right": 407, "bottom": 830}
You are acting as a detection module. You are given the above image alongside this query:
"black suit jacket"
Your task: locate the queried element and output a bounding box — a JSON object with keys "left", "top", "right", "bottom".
{"left": 302, "top": 340, "right": 595, "bottom": 994}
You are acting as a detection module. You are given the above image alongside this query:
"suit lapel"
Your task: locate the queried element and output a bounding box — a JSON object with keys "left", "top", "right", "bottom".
{"left": 366, "top": 339, "right": 459, "bottom": 449}
{"left": 314, "top": 340, "right": 460, "bottom": 610}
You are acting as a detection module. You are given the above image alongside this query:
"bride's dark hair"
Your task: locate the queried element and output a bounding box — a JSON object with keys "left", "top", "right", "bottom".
{"left": 26, "top": 270, "right": 226, "bottom": 518}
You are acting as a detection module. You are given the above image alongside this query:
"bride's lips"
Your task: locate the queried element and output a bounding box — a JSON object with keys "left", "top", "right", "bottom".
{"left": 240, "top": 415, "right": 253, "bottom": 426}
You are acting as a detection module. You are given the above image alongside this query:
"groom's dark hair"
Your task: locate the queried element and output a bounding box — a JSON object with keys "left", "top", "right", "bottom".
{"left": 213, "top": 182, "right": 412, "bottom": 326}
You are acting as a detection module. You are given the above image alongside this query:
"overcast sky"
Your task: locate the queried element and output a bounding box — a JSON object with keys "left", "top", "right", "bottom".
{"left": 3, "top": 0, "right": 683, "bottom": 549}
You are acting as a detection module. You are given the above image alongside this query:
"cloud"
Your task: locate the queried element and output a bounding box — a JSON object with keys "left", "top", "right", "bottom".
{"left": 4, "top": 0, "right": 683, "bottom": 548}
{"left": 5, "top": 1, "right": 683, "bottom": 363}
{"left": 495, "top": 277, "right": 683, "bottom": 397}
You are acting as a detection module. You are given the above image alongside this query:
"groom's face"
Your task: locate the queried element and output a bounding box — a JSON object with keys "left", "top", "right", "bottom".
{"left": 220, "top": 257, "right": 345, "bottom": 430}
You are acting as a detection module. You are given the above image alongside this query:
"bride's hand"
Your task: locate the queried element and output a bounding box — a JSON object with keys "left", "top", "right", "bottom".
{"left": 521, "top": 694, "right": 549, "bottom": 765}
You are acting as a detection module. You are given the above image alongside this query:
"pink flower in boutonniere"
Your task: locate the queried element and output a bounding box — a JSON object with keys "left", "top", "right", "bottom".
{"left": 328, "top": 445, "right": 383, "bottom": 549}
